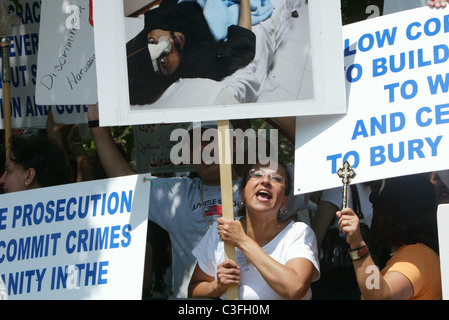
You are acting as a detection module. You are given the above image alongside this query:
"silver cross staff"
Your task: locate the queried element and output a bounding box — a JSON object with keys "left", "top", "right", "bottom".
{"left": 337, "top": 161, "right": 356, "bottom": 209}
{"left": 1, "top": 1, "right": 21, "bottom": 158}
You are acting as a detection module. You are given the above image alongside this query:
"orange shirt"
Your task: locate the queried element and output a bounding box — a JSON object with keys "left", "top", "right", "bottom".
{"left": 381, "top": 243, "right": 441, "bottom": 300}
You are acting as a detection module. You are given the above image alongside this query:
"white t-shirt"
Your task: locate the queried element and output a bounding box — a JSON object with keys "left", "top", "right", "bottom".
{"left": 192, "top": 218, "right": 320, "bottom": 300}
{"left": 149, "top": 169, "right": 310, "bottom": 298}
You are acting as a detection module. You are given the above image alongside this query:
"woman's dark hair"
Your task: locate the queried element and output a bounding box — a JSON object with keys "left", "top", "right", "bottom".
{"left": 238, "top": 160, "right": 291, "bottom": 216}
{"left": 370, "top": 174, "right": 439, "bottom": 262}
{"left": 9, "top": 135, "right": 70, "bottom": 188}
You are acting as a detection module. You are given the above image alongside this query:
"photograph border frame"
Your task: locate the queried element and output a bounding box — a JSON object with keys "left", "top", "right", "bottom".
{"left": 93, "top": 0, "right": 347, "bottom": 126}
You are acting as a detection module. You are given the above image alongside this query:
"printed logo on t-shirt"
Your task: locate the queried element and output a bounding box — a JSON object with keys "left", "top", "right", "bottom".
{"left": 192, "top": 199, "right": 240, "bottom": 215}
{"left": 205, "top": 204, "right": 222, "bottom": 217}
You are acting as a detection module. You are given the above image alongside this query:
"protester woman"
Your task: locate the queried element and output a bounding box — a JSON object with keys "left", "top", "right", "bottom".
{"left": 0, "top": 135, "right": 70, "bottom": 193}
{"left": 188, "top": 160, "right": 320, "bottom": 299}
{"left": 337, "top": 174, "right": 441, "bottom": 299}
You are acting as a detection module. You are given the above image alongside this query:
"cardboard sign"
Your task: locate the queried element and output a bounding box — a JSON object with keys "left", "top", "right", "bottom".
{"left": 437, "top": 203, "right": 449, "bottom": 300}
{"left": 35, "top": 0, "right": 97, "bottom": 105}
{"left": 0, "top": 174, "right": 150, "bottom": 299}
{"left": 134, "top": 122, "right": 195, "bottom": 174}
{"left": 294, "top": 6, "right": 449, "bottom": 194}
{"left": 0, "top": 0, "right": 88, "bottom": 129}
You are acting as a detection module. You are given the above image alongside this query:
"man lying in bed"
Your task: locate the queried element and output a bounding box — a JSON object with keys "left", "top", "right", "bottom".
{"left": 127, "top": 0, "right": 256, "bottom": 105}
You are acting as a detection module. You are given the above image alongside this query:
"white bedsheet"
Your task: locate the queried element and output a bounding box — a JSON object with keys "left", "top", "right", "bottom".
{"left": 127, "top": 0, "right": 302, "bottom": 109}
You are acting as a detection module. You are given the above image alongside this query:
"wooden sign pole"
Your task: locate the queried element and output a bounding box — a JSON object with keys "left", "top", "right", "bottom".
{"left": 217, "top": 119, "right": 239, "bottom": 300}
{"left": 1, "top": 37, "right": 12, "bottom": 159}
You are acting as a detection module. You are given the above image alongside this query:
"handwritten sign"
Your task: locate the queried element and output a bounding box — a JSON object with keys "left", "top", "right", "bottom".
{"left": 294, "top": 6, "right": 449, "bottom": 194}
{"left": 0, "top": 175, "right": 150, "bottom": 299}
{"left": 35, "top": 0, "right": 97, "bottom": 105}
{"left": 134, "top": 123, "right": 195, "bottom": 174}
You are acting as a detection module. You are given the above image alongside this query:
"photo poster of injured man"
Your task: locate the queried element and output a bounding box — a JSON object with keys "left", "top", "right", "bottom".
{"left": 93, "top": 0, "right": 347, "bottom": 126}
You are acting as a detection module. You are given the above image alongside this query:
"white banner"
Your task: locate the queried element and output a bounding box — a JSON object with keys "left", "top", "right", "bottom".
{"left": 294, "top": 6, "right": 449, "bottom": 194}
{"left": 0, "top": 174, "right": 150, "bottom": 299}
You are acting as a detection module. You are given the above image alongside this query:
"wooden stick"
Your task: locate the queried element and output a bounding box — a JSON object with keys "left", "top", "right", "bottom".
{"left": 217, "top": 119, "right": 238, "bottom": 300}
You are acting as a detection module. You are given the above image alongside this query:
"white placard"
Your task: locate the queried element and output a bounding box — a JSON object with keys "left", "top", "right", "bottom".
{"left": 0, "top": 174, "right": 150, "bottom": 300}
{"left": 437, "top": 203, "right": 449, "bottom": 300}
{"left": 294, "top": 6, "right": 449, "bottom": 195}
{"left": 35, "top": 0, "right": 97, "bottom": 105}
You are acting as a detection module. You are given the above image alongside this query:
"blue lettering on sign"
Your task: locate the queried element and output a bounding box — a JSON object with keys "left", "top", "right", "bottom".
{"left": 11, "top": 191, "right": 133, "bottom": 228}
{"left": 7, "top": 33, "right": 39, "bottom": 58}
{"left": 1, "top": 268, "right": 46, "bottom": 295}
{"left": 351, "top": 112, "right": 406, "bottom": 140}
{"left": 8, "top": 1, "right": 41, "bottom": 25}
{"left": 416, "top": 103, "right": 449, "bottom": 127}
{"left": 0, "top": 208, "right": 7, "bottom": 230}
{"left": 49, "top": 261, "right": 109, "bottom": 291}
{"left": 344, "top": 27, "right": 397, "bottom": 56}
{"left": 65, "top": 224, "right": 132, "bottom": 254}
{"left": 428, "top": 73, "right": 449, "bottom": 95}
{"left": 326, "top": 152, "right": 360, "bottom": 174}
{"left": 406, "top": 15, "right": 449, "bottom": 41}
{"left": 370, "top": 136, "right": 443, "bottom": 166}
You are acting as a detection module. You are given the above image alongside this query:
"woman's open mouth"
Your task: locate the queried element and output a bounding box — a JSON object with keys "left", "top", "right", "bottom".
{"left": 256, "top": 189, "right": 272, "bottom": 201}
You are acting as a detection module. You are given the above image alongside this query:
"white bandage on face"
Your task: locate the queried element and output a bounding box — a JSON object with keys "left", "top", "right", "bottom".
{"left": 148, "top": 36, "right": 172, "bottom": 73}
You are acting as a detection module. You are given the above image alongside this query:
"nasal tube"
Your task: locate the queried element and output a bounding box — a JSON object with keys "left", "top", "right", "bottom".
{"left": 148, "top": 36, "right": 172, "bottom": 73}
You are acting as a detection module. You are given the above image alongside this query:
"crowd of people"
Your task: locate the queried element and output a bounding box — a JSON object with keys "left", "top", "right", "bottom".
{"left": 1, "top": 110, "right": 447, "bottom": 300}
{"left": 1, "top": 0, "right": 448, "bottom": 301}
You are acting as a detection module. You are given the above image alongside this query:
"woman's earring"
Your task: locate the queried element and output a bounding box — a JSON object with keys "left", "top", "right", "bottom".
{"left": 239, "top": 201, "right": 246, "bottom": 208}
{"left": 279, "top": 207, "right": 288, "bottom": 215}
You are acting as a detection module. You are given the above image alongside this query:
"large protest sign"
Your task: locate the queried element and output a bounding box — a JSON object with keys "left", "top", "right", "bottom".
{"left": 0, "top": 174, "right": 150, "bottom": 299}
{"left": 294, "top": 6, "right": 449, "bottom": 195}
{"left": 93, "top": 0, "right": 346, "bottom": 126}
{"left": 35, "top": 0, "right": 97, "bottom": 106}
{"left": 0, "top": 0, "right": 88, "bottom": 129}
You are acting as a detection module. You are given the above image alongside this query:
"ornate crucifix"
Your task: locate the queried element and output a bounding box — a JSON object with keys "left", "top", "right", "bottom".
{"left": 337, "top": 160, "right": 356, "bottom": 209}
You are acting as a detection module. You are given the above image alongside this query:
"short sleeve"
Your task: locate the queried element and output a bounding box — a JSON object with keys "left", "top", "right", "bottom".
{"left": 192, "top": 222, "right": 220, "bottom": 277}
{"left": 284, "top": 223, "right": 321, "bottom": 281}
{"left": 381, "top": 245, "right": 429, "bottom": 296}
